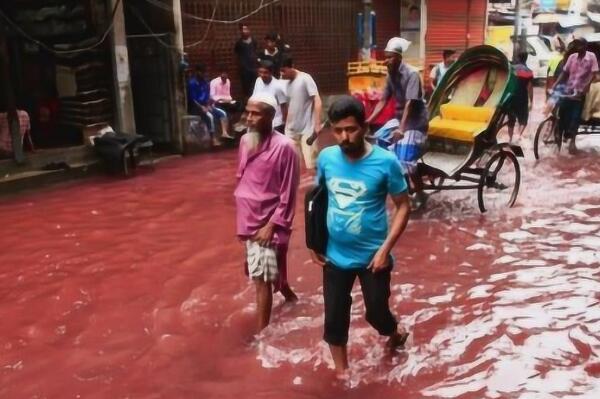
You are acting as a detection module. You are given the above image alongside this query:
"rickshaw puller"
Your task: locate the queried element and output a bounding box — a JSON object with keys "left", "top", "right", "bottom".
{"left": 367, "top": 37, "right": 429, "bottom": 195}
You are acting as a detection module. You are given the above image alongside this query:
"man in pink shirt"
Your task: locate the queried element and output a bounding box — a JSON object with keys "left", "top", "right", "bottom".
{"left": 209, "top": 70, "right": 236, "bottom": 139}
{"left": 210, "top": 70, "right": 234, "bottom": 103}
{"left": 234, "top": 93, "right": 300, "bottom": 332}
{"left": 552, "top": 38, "right": 599, "bottom": 152}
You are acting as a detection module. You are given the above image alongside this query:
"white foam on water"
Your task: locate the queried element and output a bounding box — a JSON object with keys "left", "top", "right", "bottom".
{"left": 427, "top": 291, "right": 455, "bottom": 305}
{"left": 558, "top": 223, "right": 599, "bottom": 235}
{"left": 502, "top": 244, "right": 520, "bottom": 254}
{"left": 499, "top": 230, "right": 535, "bottom": 242}
{"left": 467, "top": 284, "right": 495, "bottom": 299}
{"left": 493, "top": 255, "right": 520, "bottom": 265}
{"left": 511, "top": 259, "right": 548, "bottom": 266}
{"left": 466, "top": 243, "right": 496, "bottom": 252}
{"left": 573, "top": 204, "right": 600, "bottom": 211}
{"left": 571, "top": 235, "right": 600, "bottom": 250}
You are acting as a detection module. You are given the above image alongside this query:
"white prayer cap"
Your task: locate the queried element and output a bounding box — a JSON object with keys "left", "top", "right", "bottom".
{"left": 248, "top": 93, "right": 277, "bottom": 111}
{"left": 384, "top": 37, "right": 411, "bottom": 54}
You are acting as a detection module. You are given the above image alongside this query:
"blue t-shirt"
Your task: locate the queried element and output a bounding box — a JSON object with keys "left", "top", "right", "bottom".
{"left": 316, "top": 145, "right": 408, "bottom": 269}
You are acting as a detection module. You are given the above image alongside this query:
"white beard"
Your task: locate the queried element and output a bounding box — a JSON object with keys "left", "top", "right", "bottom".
{"left": 245, "top": 129, "right": 261, "bottom": 152}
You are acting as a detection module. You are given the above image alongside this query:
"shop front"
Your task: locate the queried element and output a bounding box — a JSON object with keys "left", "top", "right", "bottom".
{"left": 0, "top": 0, "right": 117, "bottom": 163}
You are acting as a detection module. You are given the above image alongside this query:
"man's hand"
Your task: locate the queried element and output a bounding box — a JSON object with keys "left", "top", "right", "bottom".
{"left": 392, "top": 127, "right": 405, "bottom": 143}
{"left": 306, "top": 130, "right": 320, "bottom": 146}
{"left": 310, "top": 250, "right": 326, "bottom": 267}
{"left": 367, "top": 247, "right": 390, "bottom": 273}
{"left": 252, "top": 223, "right": 274, "bottom": 247}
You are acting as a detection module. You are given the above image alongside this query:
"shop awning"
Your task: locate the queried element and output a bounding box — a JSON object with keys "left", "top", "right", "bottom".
{"left": 558, "top": 15, "right": 588, "bottom": 27}
{"left": 585, "top": 32, "right": 600, "bottom": 43}
{"left": 588, "top": 11, "right": 600, "bottom": 23}
{"left": 533, "top": 13, "right": 561, "bottom": 24}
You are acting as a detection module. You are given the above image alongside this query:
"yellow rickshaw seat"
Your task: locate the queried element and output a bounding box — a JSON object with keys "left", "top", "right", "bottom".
{"left": 429, "top": 104, "right": 496, "bottom": 142}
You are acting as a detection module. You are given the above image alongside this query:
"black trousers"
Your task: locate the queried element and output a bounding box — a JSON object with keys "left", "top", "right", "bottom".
{"left": 323, "top": 262, "right": 397, "bottom": 346}
{"left": 240, "top": 69, "right": 257, "bottom": 99}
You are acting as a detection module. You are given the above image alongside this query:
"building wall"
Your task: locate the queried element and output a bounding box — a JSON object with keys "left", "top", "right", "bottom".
{"left": 181, "top": 0, "right": 361, "bottom": 96}
{"left": 425, "top": 0, "right": 487, "bottom": 82}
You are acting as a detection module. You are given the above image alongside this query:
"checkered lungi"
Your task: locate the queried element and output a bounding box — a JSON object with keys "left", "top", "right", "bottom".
{"left": 374, "top": 118, "right": 426, "bottom": 174}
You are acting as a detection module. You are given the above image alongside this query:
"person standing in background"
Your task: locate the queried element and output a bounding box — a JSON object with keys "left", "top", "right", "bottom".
{"left": 253, "top": 60, "right": 288, "bottom": 133}
{"left": 234, "top": 24, "right": 258, "bottom": 100}
{"left": 280, "top": 55, "right": 323, "bottom": 170}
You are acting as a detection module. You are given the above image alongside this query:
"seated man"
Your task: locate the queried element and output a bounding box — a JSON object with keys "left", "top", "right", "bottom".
{"left": 186, "top": 64, "right": 227, "bottom": 146}
{"left": 209, "top": 68, "right": 235, "bottom": 140}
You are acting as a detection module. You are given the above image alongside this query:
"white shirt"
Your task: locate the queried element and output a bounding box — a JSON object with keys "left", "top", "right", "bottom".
{"left": 285, "top": 71, "right": 319, "bottom": 136}
{"left": 429, "top": 62, "right": 451, "bottom": 86}
{"left": 252, "top": 77, "right": 288, "bottom": 127}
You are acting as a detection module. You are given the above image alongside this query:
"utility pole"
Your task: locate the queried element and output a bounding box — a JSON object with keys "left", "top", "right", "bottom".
{"left": 361, "top": 0, "right": 373, "bottom": 61}
{"left": 513, "top": 0, "right": 521, "bottom": 61}
{"left": 108, "top": 0, "right": 136, "bottom": 133}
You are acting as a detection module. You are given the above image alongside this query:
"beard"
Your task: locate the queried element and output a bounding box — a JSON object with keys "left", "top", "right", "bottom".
{"left": 245, "top": 129, "right": 262, "bottom": 152}
{"left": 340, "top": 141, "right": 364, "bottom": 157}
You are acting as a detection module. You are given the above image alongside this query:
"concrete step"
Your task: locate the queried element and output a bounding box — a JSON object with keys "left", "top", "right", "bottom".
{"left": 0, "top": 149, "right": 181, "bottom": 197}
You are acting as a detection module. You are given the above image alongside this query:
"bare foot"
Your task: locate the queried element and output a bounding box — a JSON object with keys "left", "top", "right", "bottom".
{"left": 568, "top": 140, "right": 578, "bottom": 155}
{"left": 280, "top": 285, "right": 298, "bottom": 303}
{"left": 335, "top": 368, "right": 351, "bottom": 382}
{"left": 386, "top": 330, "right": 410, "bottom": 352}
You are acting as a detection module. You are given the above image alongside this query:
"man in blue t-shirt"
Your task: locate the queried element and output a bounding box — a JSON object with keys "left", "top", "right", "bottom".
{"left": 311, "top": 96, "right": 411, "bottom": 373}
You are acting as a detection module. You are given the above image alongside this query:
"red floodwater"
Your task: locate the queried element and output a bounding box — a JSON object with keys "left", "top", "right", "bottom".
{"left": 1, "top": 100, "right": 600, "bottom": 398}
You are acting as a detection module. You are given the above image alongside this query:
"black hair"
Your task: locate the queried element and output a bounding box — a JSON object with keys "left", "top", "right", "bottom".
{"left": 573, "top": 37, "right": 588, "bottom": 49}
{"left": 281, "top": 54, "right": 293, "bottom": 68}
{"left": 443, "top": 49, "right": 456, "bottom": 59}
{"left": 265, "top": 32, "right": 278, "bottom": 41}
{"left": 517, "top": 51, "right": 528, "bottom": 64}
{"left": 409, "top": 6, "right": 419, "bottom": 12}
{"left": 196, "top": 63, "right": 206, "bottom": 73}
{"left": 328, "top": 95, "right": 366, "bottom": 126}
{"left": 258, "top": 59, "right": 274, "bottom": 72}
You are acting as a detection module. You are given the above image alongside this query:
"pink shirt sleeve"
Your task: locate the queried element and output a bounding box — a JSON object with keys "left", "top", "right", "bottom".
{"left": 269, "top": 144, "right": 300, "bottom": 229}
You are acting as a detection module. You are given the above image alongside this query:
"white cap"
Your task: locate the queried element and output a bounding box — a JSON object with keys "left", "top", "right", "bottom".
{"left": 384, "top": 37, "right": 411, "bottom": 54}
{"left": 248, "top": 93, "right": 278, "bottom": 110}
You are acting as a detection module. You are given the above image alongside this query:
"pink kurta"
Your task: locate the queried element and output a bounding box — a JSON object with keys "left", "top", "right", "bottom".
{"left": 234, "top": 131, "right": 300, "bottom": 245}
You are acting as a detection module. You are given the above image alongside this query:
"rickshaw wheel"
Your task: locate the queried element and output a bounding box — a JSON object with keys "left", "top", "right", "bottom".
{"left": 477, "top": 150, "right": 520, "bottom": 213}
{"left": 534, "top": 116, "right": 561, "bottom": 160}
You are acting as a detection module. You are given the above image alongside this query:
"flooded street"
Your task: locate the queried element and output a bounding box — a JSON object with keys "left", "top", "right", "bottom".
{"left": 2, "top": 100, "right": 600, "bottom": 398}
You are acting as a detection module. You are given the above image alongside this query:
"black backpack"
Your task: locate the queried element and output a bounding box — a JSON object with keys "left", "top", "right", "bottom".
{"left": 304, "top": 177, "right": 328, "bottom": 255}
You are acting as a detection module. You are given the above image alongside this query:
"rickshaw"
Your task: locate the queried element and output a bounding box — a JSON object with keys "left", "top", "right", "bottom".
{"left": 415, "top": 45, "right": 523, "bottom": 212}
{"left": 533, "top": 34, "right": 600, "bottom": 160}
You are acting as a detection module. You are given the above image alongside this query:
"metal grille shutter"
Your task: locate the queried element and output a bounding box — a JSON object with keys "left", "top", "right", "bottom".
{"left": 425, "top": 0, "right": 487, "bottom": 85}
{"left": 182, "top": 0, "right": 361, "bottom": 96}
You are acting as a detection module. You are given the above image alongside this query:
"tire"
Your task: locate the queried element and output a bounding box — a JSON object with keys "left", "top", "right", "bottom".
{"left": 477, "top": 151, "right": 521, "bottom": 213}
{"left": 533, "top": 116, "right": 560, "bottom": 160}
